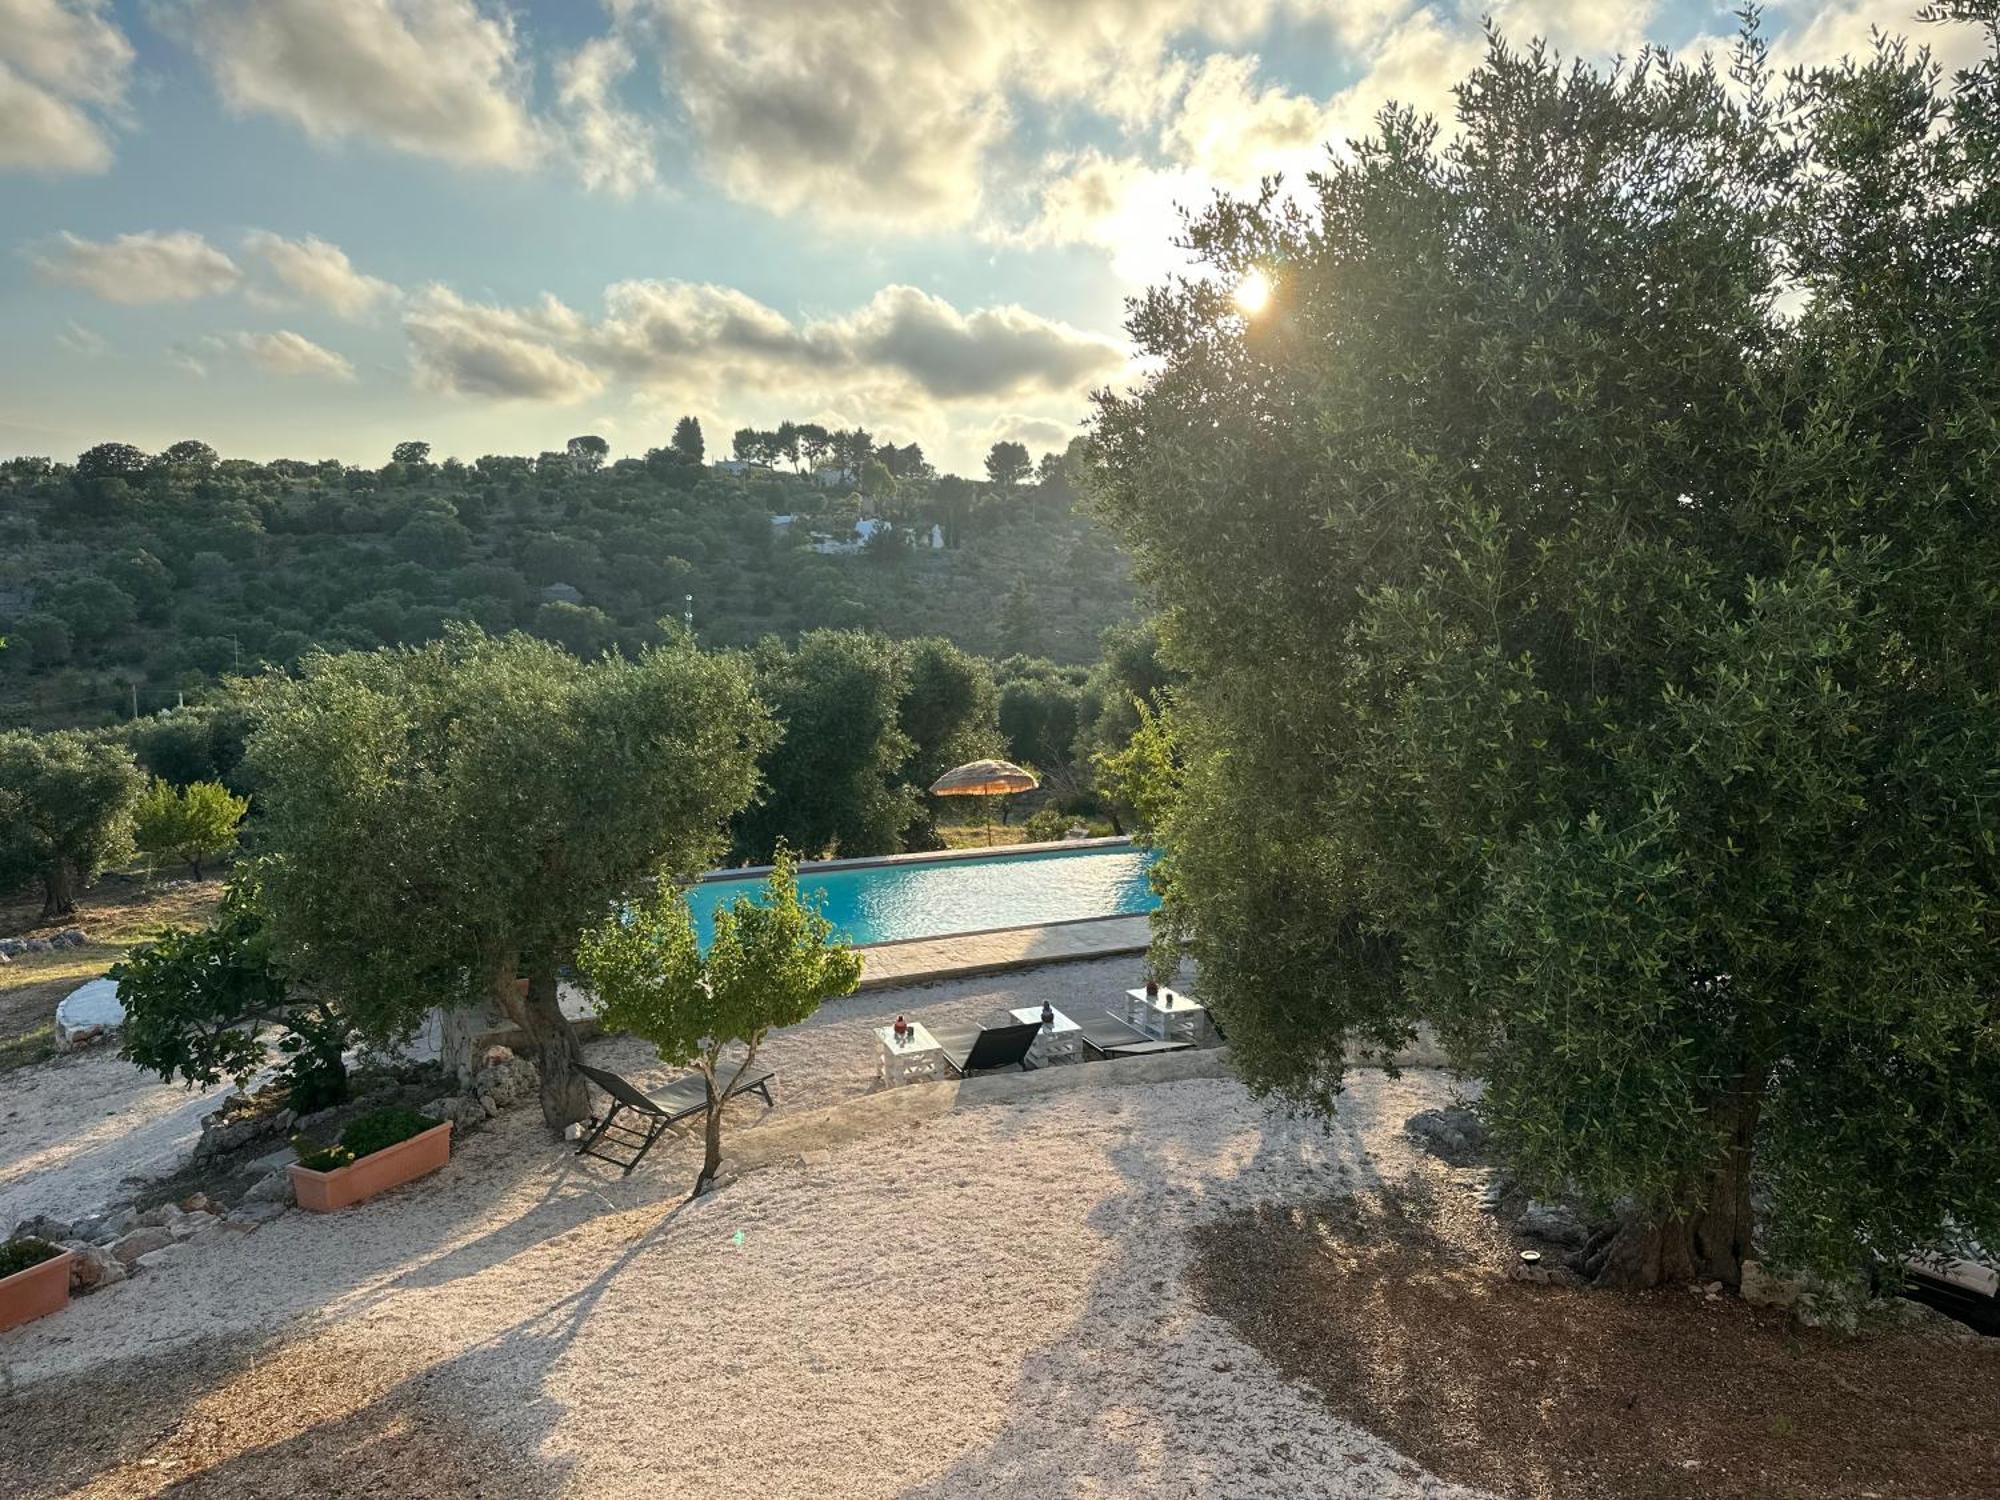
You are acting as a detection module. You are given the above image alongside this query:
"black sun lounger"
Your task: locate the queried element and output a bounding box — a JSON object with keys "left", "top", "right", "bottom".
{"left": 1074, "top": 1010, "right": 1195, "bottom": 1060}
{"left": 574, "top": 1062, "right": 776, "bottom": 1176}
{"left": 927, "top": 1018, "right": 1044, "bottom": 1077}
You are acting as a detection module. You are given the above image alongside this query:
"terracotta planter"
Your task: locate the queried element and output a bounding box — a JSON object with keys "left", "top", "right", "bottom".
{"left": 0, "top": 1249, "right": 74, "bottom": 1333}
{"left": 290, "top": 1121, "right": 453, "bottom": 1213}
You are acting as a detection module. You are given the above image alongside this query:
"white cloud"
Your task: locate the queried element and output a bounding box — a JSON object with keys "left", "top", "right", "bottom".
{"left": 1015, "top": 7, "right": 1485, "bottom": 284}
{"left": 166, "top": 0, "right": 539, "bottom": 169}
{"left": 244, "top": 231, "right": 397, "bottom": 319}
{"left": 401, "top": 277, "right": 1125, "bottom": 429}
{"left": 558, "top": 35, "right": 657, "bottom": 197}
{"left": 615, "top": 0, "right": 1352, "bottom": 228}
{"left": 231, "top": 329, "right": 358, "bottom": 381}
{"left": 404, "top": 287, "right": 605, "bottom": 401}
{"left": 32, "top": 230, "right": 243, "bottom": 304}
{"left": 1767, "top": 0, "right": 1991, "bottom": 76}
{"left": 0, "top": 0, "right": 134, "bottom": 174}
{"left": 1489, "top": 0, "right": 1657, "bottom": 57}
{"left": 55, "top": 319, "right": 106, "bottom": 356}
{"left": 583, "top": 279, "right": 1125, "bottom": 402}
{"left": 985, "top": 413, "right": 1076, "bottom": 451}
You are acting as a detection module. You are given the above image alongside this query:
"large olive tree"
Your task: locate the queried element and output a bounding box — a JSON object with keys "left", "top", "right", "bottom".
{"left": 1093, "top": 13, "right": 2000, "bottom": 1288}
{"left": 246, "top": 628, "right": 771, "bottom": 1128}
{"left": 0, "top": 730, "right": 144, "bottom": 917}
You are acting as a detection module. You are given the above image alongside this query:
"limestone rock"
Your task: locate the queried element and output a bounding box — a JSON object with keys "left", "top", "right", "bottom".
{"left": 1740, "top": 1259, "right": 1800, "bottom": 1310}
{"left": 10, "top": 1214, "right": 74, "bottom": 1243}
{"left": 1405, "top": 1106, "right": 1487, "bottom": 1166}
{"left": 242, "top": 1169, "right": 296, "bottom": 1206}
{"left": 158, "top": 1206, "right": 202, "bottom": 1239}
{"left": 135, "top": 1243, "right": 191, "bottom": 1273}
{"left": 244, "top": 1146, "right": 297, "bottom": 1176}
{"left": 227, "top": 1200, "right": 289, "bottom": 1228}
{"left": 294, "top": 1105, "right": 341, "bottom": 1135}
{"left": 1517, "top": 1199, "right": 1592, "bottom": 1250}
{"left": 75, "top": 1207, "right": 137, "bottom": 1245}
{"left": 109, "top": 1226, "right": 174, "bottom": 1267}
{"left": 61, "top": 1241, "right": 126, "bottom": 1293}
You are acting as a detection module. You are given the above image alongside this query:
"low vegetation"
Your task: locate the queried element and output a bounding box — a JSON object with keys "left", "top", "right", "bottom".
{"left": 294, "top": 1107, "right": 440, "bottom": 1173}
{"left": 0, "top": 1236, "right": 62, "bottom": 1279}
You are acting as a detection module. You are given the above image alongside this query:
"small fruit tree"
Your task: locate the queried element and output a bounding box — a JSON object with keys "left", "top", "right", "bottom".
{"left": 132, "top": 778, "right": 248, "bottom": 878}
{"left": 578, "top": 846, "right": 861, "bottom": 1194}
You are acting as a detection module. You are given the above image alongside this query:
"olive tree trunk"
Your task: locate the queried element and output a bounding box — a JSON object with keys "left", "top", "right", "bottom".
{"left": 497, "top": 960, "right": 590, "bottom": 1131}
{"left": 1593, "top": 1081, "right": 1760, "bottom": 1290}
{"left": 40, "top": 861, "right": 77, "bottom": 920}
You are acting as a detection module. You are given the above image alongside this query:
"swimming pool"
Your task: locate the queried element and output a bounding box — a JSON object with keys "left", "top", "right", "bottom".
{"left": 686, "top": 842, "right": 1161, "bottom": 948}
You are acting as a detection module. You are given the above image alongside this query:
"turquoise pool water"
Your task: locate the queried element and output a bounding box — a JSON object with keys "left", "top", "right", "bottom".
{"left": 687, "top": 844, "right": 1161, "bottom": 948}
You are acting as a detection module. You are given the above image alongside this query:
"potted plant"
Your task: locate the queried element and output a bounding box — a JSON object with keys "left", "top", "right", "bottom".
{"left": 289, "top": 1107, "right": 453, "bottom": 1213}
{"left": 0, "top": 1237, "right": 75, "bottom": 1333}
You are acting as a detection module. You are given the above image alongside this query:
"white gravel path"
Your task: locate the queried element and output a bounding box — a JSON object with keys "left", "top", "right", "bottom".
{"left": 1, "top": 957, "right": 1488, "bottom": 1498}
{"left": 0, "top": 1047, "right": 231, "bottom": 1229}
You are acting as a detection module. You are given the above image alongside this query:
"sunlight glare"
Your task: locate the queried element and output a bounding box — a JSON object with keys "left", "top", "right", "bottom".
{"left": 1233, "top": 267, "right": 1271, "bottom": 315}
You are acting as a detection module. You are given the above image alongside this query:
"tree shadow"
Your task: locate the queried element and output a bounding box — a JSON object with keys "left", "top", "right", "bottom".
{"left": 1, "top": 1195, "right": 700, "bottom": 1500}
{"left": 894, "top": 1076, "right": 1455, "bottom": 1498}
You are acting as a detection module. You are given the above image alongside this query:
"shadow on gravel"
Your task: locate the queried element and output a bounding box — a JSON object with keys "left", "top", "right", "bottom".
{"left": 1186, "top": 1183, "right": 2000, "bottom": 1500}
{"left": 0, "top": 1326, "right": 571, "bottom": 1500}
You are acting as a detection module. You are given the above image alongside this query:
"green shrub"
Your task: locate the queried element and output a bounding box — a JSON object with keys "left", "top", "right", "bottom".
{"left": 294, "top": 1106, "right": 439, "bottom": 1173}
{"left": 1023, "top": 808, "right": 1070, "bottom": 842}
{"left": 0, "top": 1237, "right": 61, "bottom": 1278}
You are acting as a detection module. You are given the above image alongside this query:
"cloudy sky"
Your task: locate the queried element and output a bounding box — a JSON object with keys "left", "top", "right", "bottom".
{"left": 0, "top": 1, "right": 1982, "bottom": 472}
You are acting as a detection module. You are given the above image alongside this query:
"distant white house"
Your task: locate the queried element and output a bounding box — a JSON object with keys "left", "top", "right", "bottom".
{"left": 713, "top": 459, "right": 774, "bottom": 477}
{"left": 807, "top": 518, "right": 891, "bottom": 556}
{"left": 810, "top": 465, "right": 857, "bottom": 489}
{"left": 542, "top": 581, "right": 584, "bottom": 604}
{"left": 770, "top": 513, "right": 797, "bottom": 528}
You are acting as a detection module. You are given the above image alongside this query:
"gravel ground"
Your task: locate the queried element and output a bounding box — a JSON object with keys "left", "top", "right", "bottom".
{"left": 1190, "top": 1178, "right": 2000, "bottom": 1500}
{"left": 0, "top": 1046, "right": 234, "bottom": 1229}
{"left": 0, "top": 958, "right": 1489, "bottom": 1499}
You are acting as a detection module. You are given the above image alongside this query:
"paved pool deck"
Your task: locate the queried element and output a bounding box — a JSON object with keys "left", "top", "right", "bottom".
{"left": 853, "top": 913, "right": 1153, "bottom": 989}
{"left": 462, "top": 914, "right": 1155, "bottom": 1054}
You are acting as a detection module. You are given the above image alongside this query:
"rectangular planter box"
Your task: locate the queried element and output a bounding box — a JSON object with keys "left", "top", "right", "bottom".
{"left": 0, "top": 1249, "right": 74, "bottom": 1333}
{"left": 290, "top": 1121, "right": 453, "bottom": 1213}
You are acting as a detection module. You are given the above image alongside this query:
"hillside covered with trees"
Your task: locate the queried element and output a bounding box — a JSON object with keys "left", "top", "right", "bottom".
{"left": 0, "top": 423, "right": 1133, "bottom": 730}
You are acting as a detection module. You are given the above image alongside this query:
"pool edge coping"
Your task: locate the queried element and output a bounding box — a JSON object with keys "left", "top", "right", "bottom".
{"left": 696, "top": 835, "right": 1136, "bottom": 883}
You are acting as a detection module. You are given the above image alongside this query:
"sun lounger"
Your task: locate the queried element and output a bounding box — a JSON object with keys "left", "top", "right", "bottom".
{"left": 927, "top": 1018, "right": 1043, "bottom": 1077}
{"left": 1075, "top": 1011, "right": 1195, "bottom": 1060}
{"left": 574, "top": 1061, "right": 776, "bottom": 1175}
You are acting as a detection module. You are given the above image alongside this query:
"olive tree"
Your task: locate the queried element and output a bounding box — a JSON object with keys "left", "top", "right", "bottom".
{"left": 132, "top": 778, "right": 248, "bottom": 878}
{"left": 578, "top": 846, "right": 861, "bottom": 1194}
{"left": 731, "top": 630, "right": 917, "bottom": 861}
{"left": 1093, "top": 15, "right": 2000, "bottom": 1288}
{"left": 0, "top": 730, "right": 143, "bottom": 917}
{"left": 246, "top": 627, "right": 771, "bottom": 1128}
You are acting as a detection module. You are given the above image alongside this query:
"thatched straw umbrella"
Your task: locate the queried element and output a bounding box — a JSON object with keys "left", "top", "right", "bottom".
{"left": 928, "top": 758, "right": 1039, "bottom": 846}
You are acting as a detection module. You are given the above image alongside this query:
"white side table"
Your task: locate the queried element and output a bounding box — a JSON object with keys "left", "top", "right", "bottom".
{"left": 875, "top": 1022, "right": 944, "bottom": 1086}
{"left": 1009, "top": 1006, "right": 1083, "bottom": 1066}
{"left": 1124, "top": 988, "right": 1211, "bottom": 1044}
